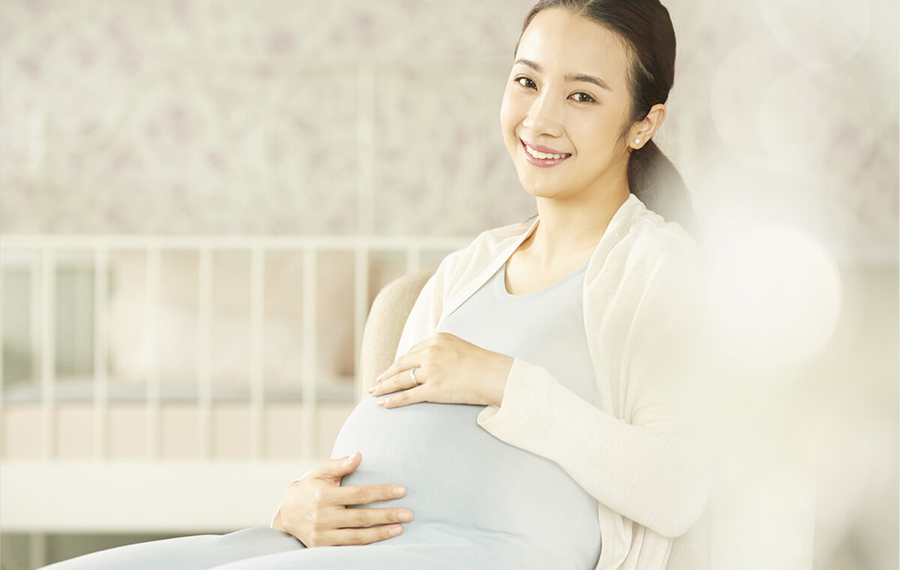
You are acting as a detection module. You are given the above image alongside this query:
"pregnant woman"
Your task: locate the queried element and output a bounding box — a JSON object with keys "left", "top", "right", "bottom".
{"left": 42, "top": 1, "right": 708, "bottom": 569}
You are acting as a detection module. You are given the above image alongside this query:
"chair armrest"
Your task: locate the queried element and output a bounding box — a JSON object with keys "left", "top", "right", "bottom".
{"left": 358, "top": 271, "right": 435, "bottom": 403}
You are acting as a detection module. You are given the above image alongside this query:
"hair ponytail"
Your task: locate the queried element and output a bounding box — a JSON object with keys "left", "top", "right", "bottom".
{"left": 628, "top": 140, "right": 702, "bottom": 243}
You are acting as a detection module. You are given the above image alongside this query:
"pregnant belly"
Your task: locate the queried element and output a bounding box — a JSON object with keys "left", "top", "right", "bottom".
{"left": 330, "top": 395, "right": 600, "bottom": 557}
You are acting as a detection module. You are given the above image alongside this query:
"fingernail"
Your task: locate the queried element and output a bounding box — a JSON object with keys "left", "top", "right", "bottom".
{"left": 367, "top": 386, "right": 375, "bottom": 394}
{"left": 392, "top": 486, "right": 406, "bottom": 497}
{"left": 378, "top": 399, "right": 387, "bottom": 407}
{"left": 345, "top": 452, "right": 357, "bottom": 463}
{"left": 398, "top": 510, "right": 413, "bottom": 522}
{"left": 389, "top": 525, "right": 403, "bottom": 536}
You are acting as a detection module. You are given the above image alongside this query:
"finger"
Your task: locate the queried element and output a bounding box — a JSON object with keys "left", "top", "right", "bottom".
{"left": 376, "top": 335, "right": 444, "bottom": 383}
{"left": 333, "top": 506, "right": 414, "bottom": 529}
{"left": 375, "top": 355, "right": 413, "bottom": 384}
{"left": 378, "top": 386, "right": 425, "bottom": 409}
{"left": 370, "top": 366, "right": 421, "bottom": 397}
{"left": 375, "top": 353, "right": 424, "bottom": 385}
{"left": 319, "top": 524, "right": 404, "bottom": 546}
{"left": 314, "top": 452, "right": 362, "bottom": 482}
{"left": 329, "top": 483, "right": 408, "bottom": 506}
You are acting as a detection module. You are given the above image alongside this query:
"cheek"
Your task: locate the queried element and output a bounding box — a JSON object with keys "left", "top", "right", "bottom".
{"left": 574, "top": 115, "right": 618, "bottom": 154}
{"left": 499, "top": 91, "right": 514, "bottom": 136}
{"left": 499, "top": 87, "right": 524, "bottom": 139}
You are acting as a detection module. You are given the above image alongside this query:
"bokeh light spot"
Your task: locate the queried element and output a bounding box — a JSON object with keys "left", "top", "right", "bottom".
{"left": 707, "top": 225, "right": 843, "bottom": 368}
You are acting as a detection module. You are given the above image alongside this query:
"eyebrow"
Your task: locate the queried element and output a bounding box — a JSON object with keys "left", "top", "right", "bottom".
{"left": 514, "top": 58, "right": 612, "bottom": 92}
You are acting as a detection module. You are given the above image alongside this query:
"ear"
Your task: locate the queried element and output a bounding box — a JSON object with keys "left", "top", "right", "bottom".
{"left": 630, "top": 103, "right": 667, "bottom": 149}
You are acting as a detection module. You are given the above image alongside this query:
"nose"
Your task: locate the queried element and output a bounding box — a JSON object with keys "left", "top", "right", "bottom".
{"left": 522, "top": 90, "right": 563, "bottom": 137}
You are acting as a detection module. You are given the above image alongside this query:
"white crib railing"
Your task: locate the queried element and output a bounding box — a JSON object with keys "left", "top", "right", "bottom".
{"left": 0, "top": 234, "right": 469, "bottom": 534}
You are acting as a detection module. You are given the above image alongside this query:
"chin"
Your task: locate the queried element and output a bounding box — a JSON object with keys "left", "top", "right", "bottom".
{"left": 513, "top": 158, "right": 576, "bottom": 200}
{"left": 518, "top": 178, "right": 568, "bottom": 200}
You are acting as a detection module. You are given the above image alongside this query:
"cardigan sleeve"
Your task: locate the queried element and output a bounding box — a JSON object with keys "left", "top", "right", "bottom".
{"left": 476, "top": 244, "right": 710, "bottom": 538}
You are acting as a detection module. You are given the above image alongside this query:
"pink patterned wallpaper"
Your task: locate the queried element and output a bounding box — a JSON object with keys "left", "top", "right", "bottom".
{"left": 2, "top": 0, "right": 897, "bottom": 255}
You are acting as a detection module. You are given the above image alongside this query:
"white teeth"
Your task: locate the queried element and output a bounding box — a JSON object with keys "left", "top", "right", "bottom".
{"left": 525, "top": 144, "right": 566, "bottom": 160}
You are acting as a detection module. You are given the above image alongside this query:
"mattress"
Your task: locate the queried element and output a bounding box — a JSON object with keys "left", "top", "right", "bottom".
{"left": 2, "top": 376, "right": 356, "bottom": 461}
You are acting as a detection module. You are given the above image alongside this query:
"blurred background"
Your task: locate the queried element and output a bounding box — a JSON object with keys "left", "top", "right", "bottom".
{"left": 0, "top": 0, "right": 896, "bottom": 569}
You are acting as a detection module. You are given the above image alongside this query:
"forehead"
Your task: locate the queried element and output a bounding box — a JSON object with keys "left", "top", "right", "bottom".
{"left": 516, "top": 8, "right": 631, "bottom": 92}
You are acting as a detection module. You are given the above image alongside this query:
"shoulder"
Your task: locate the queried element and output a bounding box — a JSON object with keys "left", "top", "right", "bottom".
{"left": 587, "top": 199, "right": 705, "bottom": 326}
{"left": 625, "top": 210, "right": 706, "bottom": 329}
{"left": 611, "top": 199, "right": 704, "bottom": 287}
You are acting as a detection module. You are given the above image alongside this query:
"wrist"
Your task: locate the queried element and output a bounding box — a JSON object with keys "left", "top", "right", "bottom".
{"left": 485, "top": 354, "right": 514, "bottom": 407}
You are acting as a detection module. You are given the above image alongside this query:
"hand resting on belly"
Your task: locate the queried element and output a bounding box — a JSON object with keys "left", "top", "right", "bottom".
{"left": 274, "top": 333, "right": 515, "bottom": 548}
{"left": 273, "top": 452, "right": 414, "bottom": 547}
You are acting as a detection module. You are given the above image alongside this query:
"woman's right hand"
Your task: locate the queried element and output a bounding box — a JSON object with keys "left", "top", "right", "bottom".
{"left": 272, "top": 452, "right": 414, "bottom": 547}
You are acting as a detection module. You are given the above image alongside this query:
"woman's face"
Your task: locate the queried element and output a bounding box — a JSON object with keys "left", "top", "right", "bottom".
{"left": 500, "top": 8, "right": 637, "bottom": 202}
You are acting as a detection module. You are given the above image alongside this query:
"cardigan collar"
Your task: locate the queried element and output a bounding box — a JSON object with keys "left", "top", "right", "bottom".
{"left": 584, "top": 192, "right": 646, "bottom": 286}
{"left": 439, "top": 193, "right": 645, "bottom": 326}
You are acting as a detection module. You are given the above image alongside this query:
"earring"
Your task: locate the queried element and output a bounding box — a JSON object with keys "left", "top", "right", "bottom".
{"left": 634, "top": 138, "right": 641, "bottom": 144}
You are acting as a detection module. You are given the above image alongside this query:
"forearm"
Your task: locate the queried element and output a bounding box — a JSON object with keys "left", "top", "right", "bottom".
{"left": 477, "top": 358, "right": 709, "bottom": 537}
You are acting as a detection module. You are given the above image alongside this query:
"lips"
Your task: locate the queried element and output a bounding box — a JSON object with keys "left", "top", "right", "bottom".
{"left": 521, "top": 140, "right": 571, "bottom": 167}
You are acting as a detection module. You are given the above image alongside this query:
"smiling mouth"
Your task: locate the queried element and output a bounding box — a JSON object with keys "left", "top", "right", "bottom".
{"left": 522, "top": 141, "right": 571, "bottom": 162}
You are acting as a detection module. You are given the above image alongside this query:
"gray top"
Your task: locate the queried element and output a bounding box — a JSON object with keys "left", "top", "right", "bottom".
{"left": 331, "top": 259, "right": 601, "bottom": 570}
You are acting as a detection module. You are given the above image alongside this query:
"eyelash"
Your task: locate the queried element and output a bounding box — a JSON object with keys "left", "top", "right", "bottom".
{"left": 570, "top": 92, "right": 595, "bottom": 103}
{"left": 515, "top": 76, "right": 536, "bottom": 89}
{"left": 513, "top": 76, "right": 596, "bottom": 104}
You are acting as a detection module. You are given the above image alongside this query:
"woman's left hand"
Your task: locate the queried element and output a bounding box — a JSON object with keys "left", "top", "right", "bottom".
{"left": 370, "top": 332, "right": 514, "bottom": 409}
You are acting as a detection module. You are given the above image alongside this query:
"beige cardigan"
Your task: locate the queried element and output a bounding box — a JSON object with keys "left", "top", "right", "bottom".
{"left": 394, "top": 193, "right": 709, "bottom": 570}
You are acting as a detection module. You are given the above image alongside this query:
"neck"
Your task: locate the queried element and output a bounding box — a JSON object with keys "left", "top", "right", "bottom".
{"left": 527, "top": 184, "right": 631, "bottom": 266}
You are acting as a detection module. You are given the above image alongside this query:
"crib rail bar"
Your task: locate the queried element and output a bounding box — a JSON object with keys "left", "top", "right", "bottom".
{"left": 249, "top": 246, "right": 265, "bottom": 459}
{"left": 198, "top": 247, "right": 213, "bottom": 459}
{"left": 353, "top": 247, "right": 369, "bottom": 399}
{"left": 1, "top": 235, "right": 471, "bottom": 251}
{"left": 29, "top": 534, "right": 47, "bottom": 569}
{"left": 93, "top": 248, "right": 110, "bottom": 458}
{"left": 41, "top": 249, "right": 57, "bottom": 459}
{"left": 302, "top": 249, "right": 318, "bottom": 460}
{"left": 0, "top": 258, "right": 5, "bottom": 411}
{"left": 146, "top": 246, "right": 162, "bottom": 459}
{"left": 30, "top": 255, "right": 41, "bottom": 388}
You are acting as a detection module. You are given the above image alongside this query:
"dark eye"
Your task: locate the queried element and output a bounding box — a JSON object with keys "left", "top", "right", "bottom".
{"left": 515, "top": 76, "right": 536, "bottom": 89}
{"left": 570, "top": 92, "right": 595, "bottom": 103}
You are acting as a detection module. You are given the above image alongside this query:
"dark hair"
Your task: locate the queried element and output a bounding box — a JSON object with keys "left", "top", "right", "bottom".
{"left": 519, "top": 0, "right": 702, "bottom": 243}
